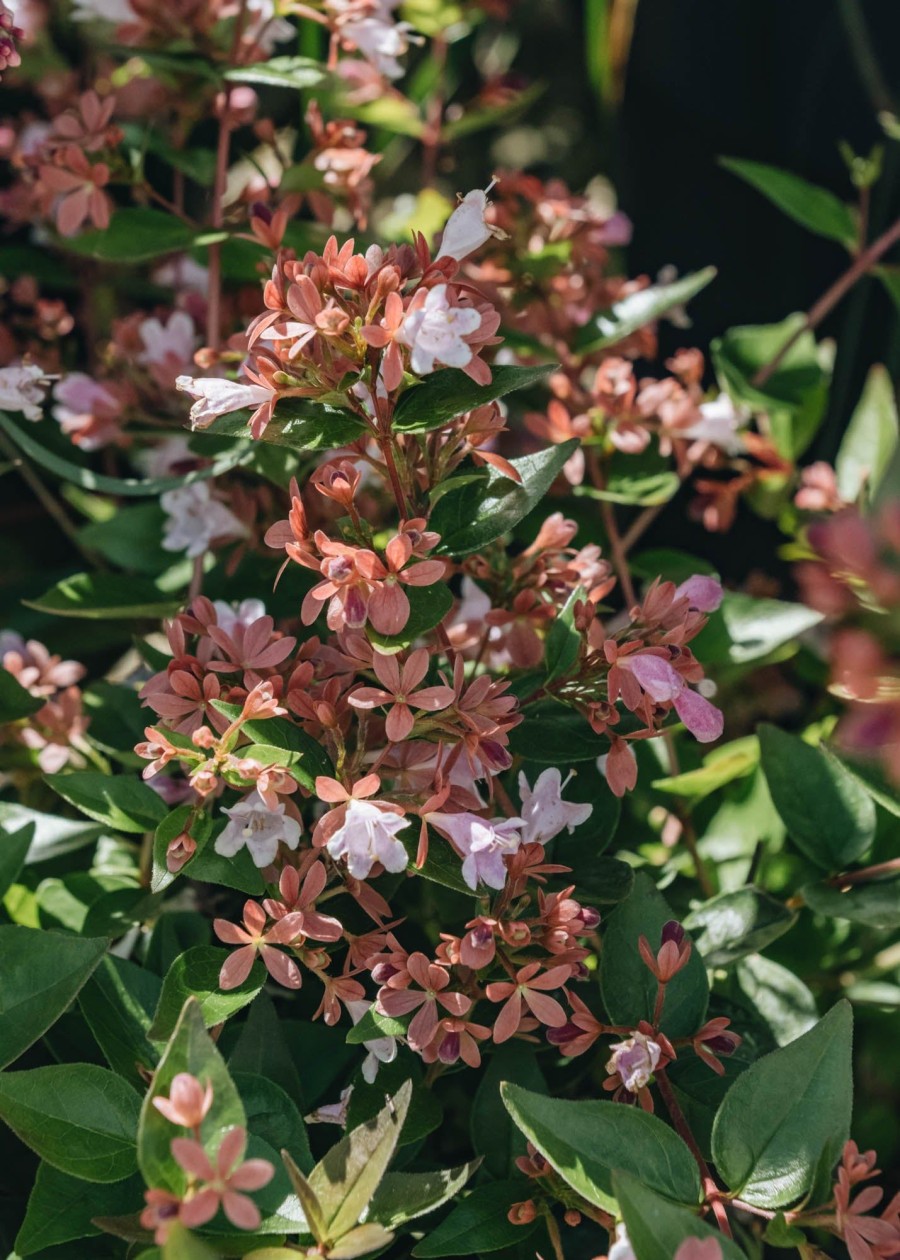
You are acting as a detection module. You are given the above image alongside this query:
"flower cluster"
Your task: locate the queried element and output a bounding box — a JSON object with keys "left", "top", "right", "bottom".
{"left": 0, "top": 631, "right": 88, "bottom": 772}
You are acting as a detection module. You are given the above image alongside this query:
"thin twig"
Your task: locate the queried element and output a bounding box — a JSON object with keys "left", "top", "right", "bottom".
{"left": 655, "top": 1071, "right": 733, "bottom": 1239}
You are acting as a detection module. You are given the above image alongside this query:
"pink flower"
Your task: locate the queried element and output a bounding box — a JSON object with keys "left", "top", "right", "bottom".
{"left": 176, "top": 373, "right": 275, "bottom": 432}
{"left": 399, "top": 283, "right": 482, "bottom": 376}
{"left": 606, "top": 1030, "right": 662, "bottom": 1093}
{"left": 485, "top": 961, "right": 570, "bottom": 1043}
{"left": 673, "top": 1240, "right": 723, "bottom": 1260}
{"left": 213, "top": 900, "right": 304, "bottom": 990}
{"left": 437, "top": 182, "right": 506, "bottom": 262}
{"left": 624, "top": 652, "right": 723, "bottom": 743}
{"left": 517, "top": 768, "right": 592, "bottom": 845}
{"left": 52, "top": 373, "right": 125, "bottom": 449}
{"left": 376, "top": 952, "right": 471, "bottom": 1050}
{"left": 172, "top": 1126, "right": 274, "bottom": 1232}
{"left": 349, "top": 648, "right": 455, "bottom": 741}
{"left": 38, "top": 146, "right": 112, "bottom": 237}
{"left": 152, "top": 1073, "right": 213, "bottom": 1129}
{"left": 429, "top": 811, "right": 524, "bottom": 890}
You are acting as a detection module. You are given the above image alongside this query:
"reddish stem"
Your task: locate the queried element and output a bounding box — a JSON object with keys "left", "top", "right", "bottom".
{"left": 655, "top": 1070, "right": 733, "bottom": 1239}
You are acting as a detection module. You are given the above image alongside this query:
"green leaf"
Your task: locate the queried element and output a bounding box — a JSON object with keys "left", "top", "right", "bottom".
{"left": 712, "top": 315, "right": 832, "bottom": 459}
{"left": 544, "top": 586, "right": 584, "bottom": 683}
{"left": 802, "top": 877, "right": 900, "bottom": 930}
{"left": 401, "top": 827, "right": 468, "bottom": 894}
{"left": 835, "top": 364, "right": 899, "bottom": 502}
{"left": 600, "top": 871, "right": 709, "bottom": 1038}
{"left": 411, "top": 1180, "right": 537, "bottom": 1257}
{"left": 15, "top": 1164, "right": 143, "bottom": 1256}
{"left": 471, "top": 1041, "right": 546, "bottom": 1179}
{"left": 78, "top": 954, "right": 162, "bottom": 1087}
{"left": 692, "top": 593, "right": 823, "bottom": 666}
{"left": 228, "top": 993, "right": 304, "bottom": 1108}
{"left": 345, "top": 1004, "right": 411, "bottom": 1045}
{"left": 832, "top": 751, "right": 900, "bottom": 817}
{"left": 429, "top": 440, "right": 579, "bottom": 557}
{"left": 308, "top": 1081, "right": 411, "bottom": 1243}
{"left": 224, "top": 55, "right": 327, "bottom": 89}
{"left": 212, "top": 702, "right": 333, "bottom": 787}
{"left": 652, "top": 736, "right": 759, "bottom": 800}
{"left": 148, "top": 945, "right": 265, "bottom": 1042}
{"left": 0, "top": 667, "right": 42, "bottom": 721}
{"left": 574, "top": 267, "right": 716, "bottom": 353}
{"left": 204, "top": 395, "right": 368, "bottom": 452}
{"left": 346, "top": 1054, "right": 442, "bottom": 1149}
{"left": 0, "top": 820, "right": 35, "bottom": 899}
{"left": 233, "top": 1072, "right": 313, "bottom": 1175}
{"left": 138, "top": 997, "right": 246, "bottom": 1195}
{"left": 734, "top": 955, "right": 818, "bottom": 1047}
{"left": 612, "top": 1171, "right": 747, "bottom": 1260}
{"left": 83, "top": 682, "right": 150, "bottom": 753}
{"left": 0, "top": 926, "right": 107, "bottom": 1069}
{"left": 162, "top": 1222, "right": 219, "bottom": 1259}
{"left": 758, "top": 725, "right": 876, "bottom": 870}
{"left": 720, "top": 157, "right": 857, "bottom": 247}
{"left": 576, "top": 448, "right": 680, "bottom": 506}
{"left": 683, "top": 887, "right": 797, "bottom": 967}
{"left": 0, "top": 412, "right": 250, "bottom": 497}
{"left": 60, "top": 208, "right": 196, "bottom": 263}
{"left": 45, "top": 771, "right": 167, "bottom": 835}
{"left": 502, "top": 1085, "right": 701, "bottom": 1211}
{"left": 508, "top": 702, "right": 607, "bottom": 763}
{"left": 151, "top": 806, "right": 212, "bottom": 895}
{"left": 25, "top": 573, "right": 182, "bottom": 620}
{"left": 368, "top": 581, "right": 454, "bottom": 652}
{"left": 393, "top": 363, "right": 555, "bottom": 434}
{"left": 711, "top": 1001, "right": 853, "bottom": 1207}
{"left": 0, "top": 1064, "right": 141, "bottom": 1182}
{"left": 0, "top": 801, "right": 102, "bottom": 862}
{"left": 368, "top": 1162, "right": 478, "bottom": 1230}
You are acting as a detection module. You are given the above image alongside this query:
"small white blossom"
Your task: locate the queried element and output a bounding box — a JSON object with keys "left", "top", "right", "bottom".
{"left": 215, "top": 790, "right": 302, "bottom": 868}
{"left": 606, "top": 1030, "right": 662, "bottom": 1093}
{"left": 175, "top": 374, "right": 273, "bottom": 431}
{"left": 0, "top": 363, "right": 51, "bottom": 422}
{"left": 71, "top": 0, "right": 136, "bottom": 20}
{"left": 213, "top": 599, "right": 267, "bottom": 636}
{"left": 608, "top": 1224, "right": 637, "bottom": 1260}
{"left": 325, "top": 798, "right": 410, "bottom": 880}
{"left": 438, "top": 182, "right": 507, "bottom": 262}
{"left": 160, "top": 482, "right": 246, "bottom": 559}
{"left": 245, "top": 0, "right": 294, "bottom": 53}
{"left": 346, "top": 1000, "right": 398, "bottom": 1083}
{"left": 138, "top": 311, "right": 196, "bottom": 368}
{"left": 398, "top": 284, "right": 481, "bottom": 376}
{"left": 680, "top": 394, "right": 745, "bottom": 454}
{"left": 517, "top": 768, "right": 592, "bottom": 845}
{"left": 430, "top": 812, "right": 524, "bottom": 890}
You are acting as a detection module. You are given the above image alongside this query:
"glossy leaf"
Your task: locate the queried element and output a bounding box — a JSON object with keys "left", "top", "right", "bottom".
{"left": 683, "top": 887, "right": 797, "bottom": 967}
{"left": 835, "top": 363, "right": 899, "bottom": 502}
{"left": 234, "top": 1071, "right": 313, "bottom": 1175}
{"left": 802, "top": 877, "right": 900, "bottom": 930}
{"left": 225, "top": 56, "right": 327, "bottom": 89}
{"left": 0, "top": 1064, "right": 141, "bottom": 1182}
{"left": 211, "top": 702, "right": 333, "bottom": 786}
{"left": 429, "top": 439, "right": 579, "bottom": 556}
{"left": 652, "top": 736, "right": 759, "bottom": 800}
{"left": 502, "top": 1084, "right": 701, "bottom": 1210}
{"left": 693, "top": 593, "right": 823, "bottom": 666}
{"left": 720, "top": 157, "right": 857, "bottom": 246}
{"left": 368, "top": 1162, "right": 478, "bottom": 1229}
{"left": 544, "top": 585, "right": 584, "bottom": 683}
{"left": 711, "top": 1001, "right": 853, "bottom": 1207}
{"left": 393, "top": 363, "right": 555, "bottom": 433}
{"left": 0, "top": 926, "right": 107, "bottom": 1069}
{"left": 575, "top": 266, "right": 716, "bottom": 353}
{"left": 138, "top": 997, "right": 246, "bottom": 1195}
{"left": 0, "top": 820, "right": 34, "bottom": 899}
{"left": 509, "top": 702, "right": 607, "bottom": 762}
{"left": 470, "top": 1041, "right": 546, "bottom": 1179}
{"left": 15, "top": 1164, "right": 143, "bottom": 1256}
{"left": 0, "top": 667, "right": 42, "bottom": 721}
{"left": 759, "top": 725, "right": 876, "bottom": 870}
{"left": 25, "top": 573, "right": 182, "bottom": 620}
{"left": 0, "top": 802, "right": 102, "bottom": 863}
{"left": 411, "top": 1180, "right": 537, "bottom": 1256}
{"left": 45, "top": 770, "right": 167, "bottom": 834}
{"left": 78, "top": 954, "right": 162, "bottom": 1087}
{"left": 60, "top": 208, "right": 196, "bottom": 262}
{"left": 148, "top": 945, "right": 265, "bottom": 1042}
{"left": 734, "top": 955, "right": 818, "bottom": 1047}
{"left": 204, "top": 395, "right": 367, "bottom": 452}
{"left": 613, "top": 1171, "right": 747, "bottom": 1260}
{"left": 600, "top": 871, "right": 709, "bottom": 1038}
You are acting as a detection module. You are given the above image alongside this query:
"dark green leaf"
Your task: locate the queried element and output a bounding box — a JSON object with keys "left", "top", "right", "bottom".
{"left": 509, "top": 702, "right": 607, "bottom": 763}
{"left": 575, "top": 267, "right": 716, "bottom": 353}
{"left": 759, "top": 725, "right": 876, "bottom": 870}
{"left": 45, "top": 771, "right": 167, "bottom": 835}
{"left": 720, "top": 158, "right": 857, "bottom": 246}
{"left": 224, "top": 56, "right": 327, "bottom": 89}
{"left": 138, "top": 997, "right": 246, "bottom": 1195}
{"left": 60, "top": 208, "right": 196, "bottom": 263}
{"left": 576, "top": 447, "right": 679, "bottom": 506}
{"left": 733, "top": 955, "right": 818, "bottom": 1047}
{"left": 83, "top": 682, "right": 149, "bottom": 754}
{"left": 471, "top": 1042, "right": 546, "bottom": 1178}
{"left": 600, "top": 871, "right": 709, "bottom": 1038}
{"left": 802, "top": 877, "right": 900, "bottom": 930}
{"left": 0, "top": 820, "right": 35, "bottom": 898}
{"left": 0, "top": 1064, "right": 141, "bottom": 1182}
{"left": 711, "top": 1001, "right": 853, "bottom": 1207}
{"left": 25, "top": 573, "right": 182, "bottom": 620}
{"left": 346, "top": 1055, "right": 442, "bottom": 1148}
{"left": 835, "top": 364, "right": 899, "bottom": 502}
{"left": 411, "top": 1181, "right": 537, "bottom": 1257}
{"left": 0, "top": 926, "right": 107, "bottom": 1069}
{"left": 78, "top": 954, "right": 162, "bottom": 1087}
{"left": 0, "top": 667, "right": 42, "bottom": 721}
{"left": 203, "top": 395, "right": 367, "bottom": 452}
{"left": 212, "top": 702, "right": 333, "bottom": 787}
{"left": 393, "top": 363, "right": 555, "bottom": 434}
{"left": 15, "top": 1164, "right": 143, "bottom": 1256}
{"left": 148, "top": 945, "right": 265, "bottom": 1042}
{"left": 368, "top": 1163, "right": 478, "bottom": 1230}
{"left": 544, "top": 586, "right": 584, "bottom": 683}
{"left": 683, "top": 887, "right": 797, "bottom": 967}
{"left": 502, "top": 1085, "right": 701, "bottom": 1210}
{"left": 228, "top": 993, "right": 304, "bottom": 1107}
{"left": 612, "top": 1171, "right": 747, "bottom": 1260}
{"left": 233, "top": 1072, "right": 313, "bottom": 1174}
{"left": 429, "top": 440, "right": 579, "bottom": 557}
{"left": 692, "top": 594, "right": 823, "bottom": 667}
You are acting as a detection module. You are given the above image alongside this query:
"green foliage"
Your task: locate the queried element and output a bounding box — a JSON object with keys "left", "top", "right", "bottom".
{"left": 613, "top": 1172, "right": 748, "bottom": 1260}
{"left": 148, "top": 946, "right": 266, "bottom": 1041}
{"left": 393, "top": 363, "right": 554, "bottom": 433}
{"left": 575, "top": 267, "right": 717, "bottom": 353}
{"left": 835, "top": 363, "right": 899, "bottom": 502}
{"left": 720, "top": 158, "right": 857, "bottom": 247}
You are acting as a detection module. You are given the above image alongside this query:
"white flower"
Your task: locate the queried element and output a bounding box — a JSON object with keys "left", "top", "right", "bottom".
{"left": 327, "top": 0, "right": 414, "bottom": 79}
{"left": 606, "top": 1030, "right": 662, "bottom": 1093}
{"left": 133, "top": 436, "right": 195, "bottom": 479}
{"left": 429, "top": 812, "right": 524, "bottom": 890}
{"left": 213, "top": 599, "right": 267, "bottom": 636}
{"left": 346, "top": 999, "right": 398, "bottom": 1083}
{"left": 138, "top": 311, "right": 196, "bottom": 368}
{"left": 244, "top": 0, "right": 294, "bottom": 53}
{"left": 71, "top": 0, "right": 136, "bottom": 21}
{"left": 517, "top": 768, "right": 592, "bottom": 845}
{"left": 438, "top": 182, "right": 507, "bottom": 262}
{"left": 175, "top": 374, "right": 273, "bottom": 431}
{"left": 680, "top": 394, "right": 745, "bottom": 454}
{"left": 398, "top": 284, "right": 481, "bottom": 376}
{"left": 215, "top": 790, "right": 302, "bottom": 867}
{"left": 608, "top": 1224, "right": 636, "bottom": 1260}
{"left": 0, "top": 363, "right": 50, "bottom": 421}
{"left": 160, "top": 482, "right": 246, "bottom": 559}
{"left": 325, "top": 798, "right": 410, "bottom": 880}
{"left": 305, "top": 1085, "right": 353, "bottom": 1126}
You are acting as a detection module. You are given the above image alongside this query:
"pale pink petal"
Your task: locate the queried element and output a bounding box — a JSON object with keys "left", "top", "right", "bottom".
{"left": 179, "top": 1187, "right": 220, "bottom": 1228}
{"left": 229, "top": 1159, "right": 275, "bottom": 1192}
{"left": 261, "top": 945, "right": 303, "bottom": 989}
{"left": 171, "top": 1138, "right": 214, "bottom": 1181}
{"left": 523, "top": 989, "right": 567, "bottom": 1027}
{"left": 222, "top": 1190, "right": 261, "bottom": 1231}
{"left": 674, "top": 689, "right": 724, "bottom": 743}
{"left": 492, "top": 992, "right": 522, "bottom": 1043}
{"left": 219, "top": 945, "right": 257, "bottom": 990}
{"left": 407, "top": 999, "right": 439, "bottom": 1050}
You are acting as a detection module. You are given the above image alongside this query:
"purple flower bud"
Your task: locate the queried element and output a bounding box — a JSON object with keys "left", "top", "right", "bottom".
{"left": 438, "top": 1032, "right": 460, "bottom": 1064}
{"left": 661, "top": 920, "right": 685, "bottom": 947}
{"left": 546, "top": 1022, "right": 581, "bottom": 1046}
{"left": 706, "top": 1034, "right": 738, "bottom": 1056}
{"left": 580, "top": 906, "right": 601, "bottom": 931}
{"left": 371, "top": 962, "right": 398, "bottom": 984}
{"left": 251, "top": 201, "right": 273, "bottom": 225}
